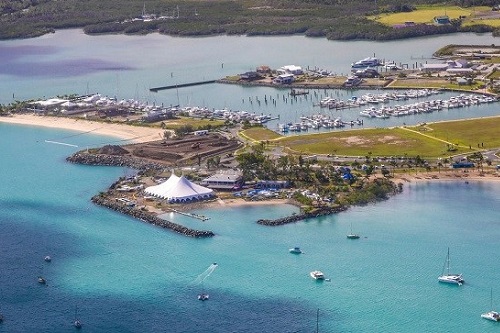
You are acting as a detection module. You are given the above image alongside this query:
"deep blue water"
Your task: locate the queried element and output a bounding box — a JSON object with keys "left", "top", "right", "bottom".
{"left": 1, "top": 123, "right": 500, "bottom": 332}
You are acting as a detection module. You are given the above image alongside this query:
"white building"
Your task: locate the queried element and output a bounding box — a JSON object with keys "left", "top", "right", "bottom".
{"left": 277, "top": 65, "right": 303, "bottom": 75}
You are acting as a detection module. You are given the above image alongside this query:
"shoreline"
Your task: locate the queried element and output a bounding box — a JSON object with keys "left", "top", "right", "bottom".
{"left": 0, "top": 114, "right": 163, "bottom": 144}
{"left": 392, "top": 169, "right": 500, "bottom": 184}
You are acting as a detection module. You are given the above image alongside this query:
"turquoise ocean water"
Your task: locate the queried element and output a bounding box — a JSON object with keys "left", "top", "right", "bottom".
{"left": 1, "top": 123, "right": 500, "bottom": 332}
{"left": 1, "top": 30, "right": 500, "bottom": 332}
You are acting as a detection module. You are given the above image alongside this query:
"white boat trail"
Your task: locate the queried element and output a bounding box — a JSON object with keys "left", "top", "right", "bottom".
{"left": 191, "top": 263, "right": 218, "bottom": 286}
{"left": 44, "top": 140, "right": 79, "bottom": 147}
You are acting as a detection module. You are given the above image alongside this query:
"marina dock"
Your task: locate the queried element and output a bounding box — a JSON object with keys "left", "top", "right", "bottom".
{"left": 150, "top": 80, "right": 216, "bottom": 92}
{"left": 169, "top": 208, "right": 210, "bottom": 221}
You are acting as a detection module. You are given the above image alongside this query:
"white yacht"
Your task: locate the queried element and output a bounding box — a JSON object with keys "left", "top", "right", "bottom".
{"left": 481, "top": 311, "right": 500, "bottom": 322}
{"left": 351, "top": 57, "right": 382, "bottom": 68}
{"left": 289, "top": 247, "right": 303, "bottom": 254}
{"left": 481, "top": 288, "right": 499, "bottom": 322}
{"left": 197, "top": 293, "right": 209, "bottom": 301}
{"left": 438, "top": 248, "right": 464, "bottom": 286}
{"left": 310, "top": 271, "right": 325, "bottom": 280}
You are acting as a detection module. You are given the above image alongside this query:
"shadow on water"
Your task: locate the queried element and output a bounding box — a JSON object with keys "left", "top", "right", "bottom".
{"left": 0, "top": 203, "right": 338, "bottom": 333}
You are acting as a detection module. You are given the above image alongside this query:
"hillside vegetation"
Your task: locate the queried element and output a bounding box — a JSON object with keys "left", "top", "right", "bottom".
{"left": 1, "top": 0, "right": 499, "bottom": 40}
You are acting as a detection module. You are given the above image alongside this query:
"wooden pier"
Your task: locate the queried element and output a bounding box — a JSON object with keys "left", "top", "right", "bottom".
{"left": 169, "top": 208, "right": 210, "bottom": 221}
{"left": 150, "top": 80, "right": 216, "bottom": 92}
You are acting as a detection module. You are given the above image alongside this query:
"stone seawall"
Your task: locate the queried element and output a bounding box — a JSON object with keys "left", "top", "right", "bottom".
{"left": 91, "top": 195, "right": 215, "bottom": 238}
{"left": 67, "top": 153, "right": 166, "bottom": 171}
{"left": 257, "top": 205, "right": 348, "bottom": 226}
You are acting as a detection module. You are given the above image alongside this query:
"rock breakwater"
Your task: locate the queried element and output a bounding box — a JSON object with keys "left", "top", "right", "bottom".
{"left": 67, "top": 152, "right": 166, "bottom": 171}
{"left": 257, "top": 205, "right": 347, "bottom": 226}
{"left": 91, "top": 195, "right": 215, "bottom": 238}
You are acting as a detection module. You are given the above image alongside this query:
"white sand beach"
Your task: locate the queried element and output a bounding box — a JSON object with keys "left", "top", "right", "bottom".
{"left": 0, "top": 114, "right": 163, "bottom": 143}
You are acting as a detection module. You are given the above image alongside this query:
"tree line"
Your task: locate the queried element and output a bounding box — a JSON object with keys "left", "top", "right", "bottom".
{"left": 0, "top": 0, "right": 498, "bottom": 40}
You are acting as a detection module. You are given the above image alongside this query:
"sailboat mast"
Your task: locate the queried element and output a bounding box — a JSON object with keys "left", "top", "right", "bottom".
{"left": 491, "top": 288, "right": 493, "bottom": 309}
{"left": 446, "top": 247, "right": 450, "bottom": 275}
{"left": 316, "top": 308, "right": 319, "bottom": 333}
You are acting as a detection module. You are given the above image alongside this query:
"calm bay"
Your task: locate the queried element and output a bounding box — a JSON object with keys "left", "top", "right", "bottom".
{"left": 0, "top": 30, "right": 500, "bottom": 332}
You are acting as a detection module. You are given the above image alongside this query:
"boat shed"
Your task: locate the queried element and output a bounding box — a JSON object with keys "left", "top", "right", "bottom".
{"left": 200, "top": 172, "right": 243, "bottom": 190}
{"left": 277, "top": 65, "right": 303, "bottom": 75}
{"left": 273, "top": 74, "right": 295, "bottom": 84}
{"left": 434, "top": 16, "right": 450, "bottom": 24}
{"left": 420, "top": 64, "right": 449, "bottom": 73}
{"left": 446, "top": 68, "right": 474, "bottom": 75}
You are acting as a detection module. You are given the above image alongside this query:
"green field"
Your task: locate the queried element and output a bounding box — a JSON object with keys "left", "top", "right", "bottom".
{"left": 373, "top": 6, "right": 488, "bottom": 25}
{"left": 424, "top": 117, "right": 500, "bottom": 148}
{"left": 463, "top": 18, "right": 500, "bottom": 27}
{"left": 241, "top": 127, "right": 282, "bottom": 142}
{"left": 389, "top": 79, "right": 484, "bottom": 91}
{"left": 241, "top": 116, "right": 500, "bottom": 158}
{"left": 162, "top": 116, "right": 226, "bottom": 130}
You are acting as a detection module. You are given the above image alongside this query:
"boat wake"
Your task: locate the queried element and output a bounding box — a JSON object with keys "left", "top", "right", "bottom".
{"left": 44, "top": 140, "right": 79, "bottom": 147}
{"left": 191, "top": 263, "right": 218, "bottom": 286}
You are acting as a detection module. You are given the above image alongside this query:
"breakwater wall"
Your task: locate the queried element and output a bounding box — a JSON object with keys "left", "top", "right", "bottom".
{"left": 257, "top": 205, "right": 348, "bottom": 226}
{"left": 66, "top": 153, "right": 166, "bottom": 171}
{"left": 91, "top": 195, "right": 215, "bottom": 238}
{"left": 150, "top": 80, "right": 216, "bottom": 92}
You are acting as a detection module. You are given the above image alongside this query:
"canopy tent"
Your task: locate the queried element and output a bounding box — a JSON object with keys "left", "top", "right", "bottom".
{"left": 145, "top": 174, "right": 214, "bottom": 203}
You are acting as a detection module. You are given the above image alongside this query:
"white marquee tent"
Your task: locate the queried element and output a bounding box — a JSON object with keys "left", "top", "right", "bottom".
{"left": 145, "top": 174, "right": 214, "bottom": 203}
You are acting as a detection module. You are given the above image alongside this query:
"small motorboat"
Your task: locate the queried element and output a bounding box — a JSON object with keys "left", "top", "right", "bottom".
{"left": 74, "top": 319, "right": 82, "bottom": 329}
{"left": 44, "top": 256, "right": 52, "bottom": 262}
{"left": 73, "top": 306, "right": 82, "bottom": 329}
{"left": 310, "top": 271, "right": 325, "bottom": 280}
{"left": 38, "top": 276, "right": 47, "bottom": 285}
{"left": 289, "top": 247, "right": 303, "bottom": 254}
{"left": 197, "top": 293, "right": 209, "bottom": 301}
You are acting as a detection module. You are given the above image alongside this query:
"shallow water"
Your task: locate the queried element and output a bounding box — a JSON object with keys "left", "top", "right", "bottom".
{"left": 1, "top": 124, "right": 500, "bottom": 332}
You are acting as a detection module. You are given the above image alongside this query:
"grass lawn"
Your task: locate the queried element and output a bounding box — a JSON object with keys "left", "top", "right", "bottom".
{"left": 486, "top": 70, "right": 500, "bottom": 79}
{"left": 239, "top": 116, "right": 500, "bottom": 159}
{"left": 241, "top": 127, "right": 283, "bottom": 142}
{"left": 463, "top": 18, "right": 500, "bottom": 27}
{"left": 388, "top": 78, "right": 484, "bottom": 91}
{"left": 372, "top": 5, "right": 486, "bottom": 25}
{"left": 422, "top": 116, "right": 500, "bottom": 149}
{"left": 161, "top": 116, "right": 226, "bottom": 130}
{"left": 276, "top": 127, "right": 454, "bottom": 158}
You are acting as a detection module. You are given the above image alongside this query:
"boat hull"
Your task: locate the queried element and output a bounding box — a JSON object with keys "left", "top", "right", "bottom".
{"left": 310, "top": 271, "right": 325, "bottom": 280}
{"left": 481, "top": 311, "right": 500, "bottom": 322}
{"left": 438, "top": 274, "right": 464, "bottom": 285}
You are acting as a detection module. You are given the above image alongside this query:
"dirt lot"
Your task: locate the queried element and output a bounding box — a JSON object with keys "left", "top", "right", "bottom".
{"left": 119, "top": 132, "right": 241, "bottom": 166}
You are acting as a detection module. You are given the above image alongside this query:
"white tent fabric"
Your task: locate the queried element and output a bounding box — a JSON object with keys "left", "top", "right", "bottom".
{"left": 145, "top": 174, "right": 214, "bottom": 202}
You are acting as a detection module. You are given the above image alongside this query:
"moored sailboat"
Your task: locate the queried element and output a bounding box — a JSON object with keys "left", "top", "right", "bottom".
{"left": 481, "top": 288, "right": 500, "bottom": 322}
{"left": 438, "top": 248, "right": 463, "bottom": 286}
{"left": 346, "top": 222, "right": 360, "bottom": 239}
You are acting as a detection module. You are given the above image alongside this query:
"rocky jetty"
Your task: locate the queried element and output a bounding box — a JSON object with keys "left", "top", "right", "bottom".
{"left": 67, "top": 152, "right": 166, "bottom": 171}
{"left": 257, "top": 205, "right": 348, "bottom": 226}
{"left": 91, "top": 195, "right": 215, "bottom": 238}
